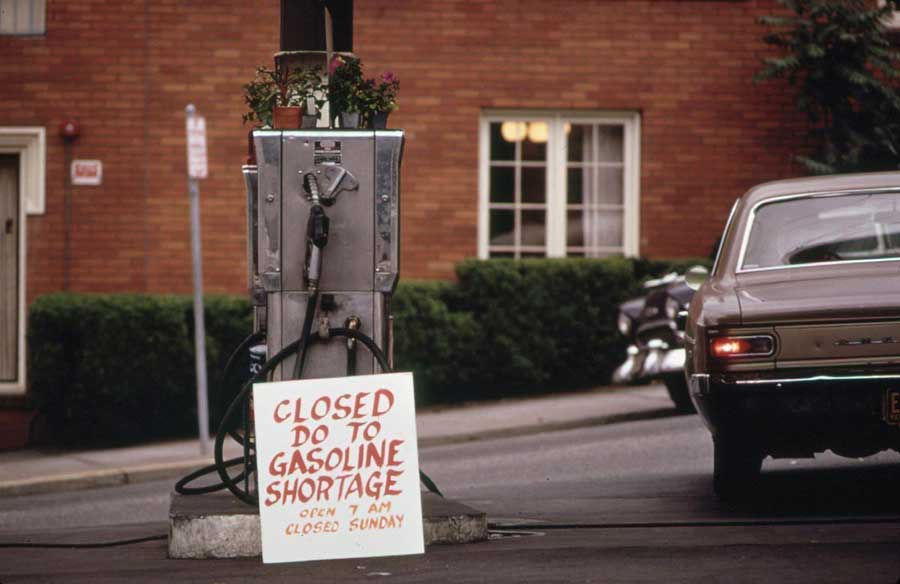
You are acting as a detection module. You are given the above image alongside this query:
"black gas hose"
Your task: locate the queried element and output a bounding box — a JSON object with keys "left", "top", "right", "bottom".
{"left": 177, "top": 325, "right": 443, "bottom": 504}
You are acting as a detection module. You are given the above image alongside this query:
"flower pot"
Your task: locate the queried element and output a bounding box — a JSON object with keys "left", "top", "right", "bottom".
{"left": 301, "top": 113, "right": 319, "bottom": 128}
{"left": 272, "top": 106, "right": 301, "bottom": 129}
{"left": 340, "top": 111, "right": 361, "bottom": 129}
{"left": 370, "top": 111, "right": 390, "bottom": 130}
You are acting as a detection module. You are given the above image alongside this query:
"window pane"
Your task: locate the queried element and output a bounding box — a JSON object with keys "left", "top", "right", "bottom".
{"left": 521, "top": 210, "right": 546, "bottom": 246}
{"left": 489, "top": 123, "right": 516, "bottom": 161}
{"left": 522, "top": 167, "right": 545, "bottom": 204}
{"left": 567, "top": 167, "right": 583, "bottom": 205}
{"left": 568, "top": 167, "right": 623, "bottom": 206}
{"left": 579, "top": 209, "right": 623, "bottom": 248}
{"left": 521, "top": 251, "right": 546, "bottom": 258}
{"left": 490, "top": 166, "right": 514, "bottom": 204}
{"left": 0, "top": 0, "right": 44, "bottom": 34}
{"left": 567, "top": 124, "right": 590, "bottom": 162}
{"left": 490, "top": 251, "right": 515, "bottom": 258}
{"left": 522, "top": 128, "right": 547, "bottom": 161}
{"left": 567, "top": 210, "right": 584, "bottom": 247}
{"left": 0, "top": 0, "right": 13, "bottom": 33}
{"left": 742, "top": 192, "right": 900, "bottom": 269}
{"left": 567, "top": 123, "right": 624, "bottom": 163}
{"left": 489, "top": 209, "right": 515, "bottom": 246}
{"left": 595, "top": 125, "right": 624, "bottom": 162}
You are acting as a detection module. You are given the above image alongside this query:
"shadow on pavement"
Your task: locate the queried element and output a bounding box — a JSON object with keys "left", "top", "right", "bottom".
{"left": 727, "top": 460, "right": 900, "bottom": 518}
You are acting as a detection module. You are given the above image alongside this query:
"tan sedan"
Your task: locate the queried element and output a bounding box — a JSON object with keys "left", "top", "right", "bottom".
{"left": 685, "top": 172, "right": 900, "bottom": 499}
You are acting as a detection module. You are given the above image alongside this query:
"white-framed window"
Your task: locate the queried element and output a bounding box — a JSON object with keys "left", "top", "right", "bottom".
{"left": 879, "top": 0, "right": 900, "bottom": 28}
{"left": 0, "top": 0, "right": 45, "bottom": 35}
{"left": 478, "top": 111, "right": 640, "bottom": 259}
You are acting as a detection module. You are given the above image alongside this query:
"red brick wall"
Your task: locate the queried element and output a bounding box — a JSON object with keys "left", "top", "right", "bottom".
{"left": 358, "top": 0, "right": 806, "bottom": 276}
{"left": 0, "top": 0, "right": 805, "bottom": 299}
{"left": 0, "top": 0, "right": 280, "bottom": 302}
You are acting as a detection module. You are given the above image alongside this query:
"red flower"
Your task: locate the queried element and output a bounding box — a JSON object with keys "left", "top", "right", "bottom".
{"left": 329, "top": 56, "right": 345, "bottom": 75}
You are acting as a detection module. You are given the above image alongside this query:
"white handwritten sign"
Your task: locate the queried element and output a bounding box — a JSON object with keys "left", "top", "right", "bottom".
{"left": 253, "top": 372, "right": 425, "bottom": 564}
{"left": 185, "top": 116, "right": 208, "bottom": 179}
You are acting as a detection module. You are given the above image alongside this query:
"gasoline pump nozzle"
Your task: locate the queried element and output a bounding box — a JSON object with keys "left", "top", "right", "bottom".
{"left": 303, "top": 173, "right": 330, "bottom": 293}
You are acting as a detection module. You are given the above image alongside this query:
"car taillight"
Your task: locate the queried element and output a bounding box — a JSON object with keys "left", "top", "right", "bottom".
{"left": 710, "top": 335, "right": 774, "bottom": 358}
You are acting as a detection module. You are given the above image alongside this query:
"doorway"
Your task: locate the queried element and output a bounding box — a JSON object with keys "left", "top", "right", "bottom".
{"left": 0, "top": 154, "right": 18, "bottom": 383}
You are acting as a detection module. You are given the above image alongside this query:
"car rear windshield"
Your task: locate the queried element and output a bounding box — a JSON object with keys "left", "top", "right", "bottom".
{"left": 742, "top": 191, "right": 900, "bottom": 270}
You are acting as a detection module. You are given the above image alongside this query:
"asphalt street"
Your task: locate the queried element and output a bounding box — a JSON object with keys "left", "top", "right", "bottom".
{"left": 2, "top": 408, "right": 900, "bottom": 582}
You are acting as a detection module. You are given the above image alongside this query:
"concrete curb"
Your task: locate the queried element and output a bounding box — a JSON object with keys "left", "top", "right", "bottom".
{"left": 418, "top": 407, "right": 679, "bottom": 448}
{"left": 0, "top": 458, "right": 212, "bottom": 498}
{"left": 0, "top": 406, "right": 678, "bottom": 499}
{"left": 168, "top": 491, "right": 487, "bottom": 558}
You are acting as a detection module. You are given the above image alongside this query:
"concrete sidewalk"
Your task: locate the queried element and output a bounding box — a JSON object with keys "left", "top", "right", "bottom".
{"left": 0, "top": 384, "right": 673, "bottom": 498}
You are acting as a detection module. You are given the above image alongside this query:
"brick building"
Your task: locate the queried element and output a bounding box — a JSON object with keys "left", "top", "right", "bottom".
{"left": 0, "top": 0, "right": 815, "bottom": 396}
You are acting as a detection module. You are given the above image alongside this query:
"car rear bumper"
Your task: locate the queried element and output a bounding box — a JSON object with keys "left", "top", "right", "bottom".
{"left": 689, "top": 372, "right": 900, "bottom": 457}
{"left": 613, "top": 346, "right": 685, "bottom": 384}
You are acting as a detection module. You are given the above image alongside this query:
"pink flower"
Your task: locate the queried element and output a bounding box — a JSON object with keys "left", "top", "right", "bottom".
{"left": 329, "top": 56, "right": 344, "bottom": 75}
{"left": 382, "top": 71, "right": 397, "bottom": 84}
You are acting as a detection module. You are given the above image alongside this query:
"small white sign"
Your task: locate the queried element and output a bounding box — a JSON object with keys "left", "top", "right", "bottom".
{"left": 253, "top": 372, "right": 425, "bottom": 564}
{"left": 71, "top": 160, "right": 102, "bottom": 185}
{"left": 185, "top": 116, "right": 208, "bottom": 179}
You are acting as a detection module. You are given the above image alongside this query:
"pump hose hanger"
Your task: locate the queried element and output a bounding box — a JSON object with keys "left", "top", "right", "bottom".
{"left": 176, "top": 168, "right": 442, "bottom": 505}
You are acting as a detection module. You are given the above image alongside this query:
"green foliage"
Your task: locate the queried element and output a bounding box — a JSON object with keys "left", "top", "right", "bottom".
{"left": 328, "top": 55, "right": 366, "bottom": 114}
{"left": 393, "top": 258, "right": 707, "bottom": 406}
{"left": 27, "top": 258, "right": 702, "bottom": 444}
{"left": 756, "top": 0, "right": 900, "bottom": 173}
{"left": 242, "top": 65, "right": 326, "bottom": 127}
{"left": 328, "top": 56, "right": 400, "bottom": 122}
{"left": 392, "top": 281, "right": 481, "bottom": 405}
{"left": 28, "top": 294, "right": 251, "bottom": 447}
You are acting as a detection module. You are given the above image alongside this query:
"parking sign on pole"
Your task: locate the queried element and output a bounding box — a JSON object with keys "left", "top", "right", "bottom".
{"left": 185, "top": 104, "right": 210, "bottom": 455}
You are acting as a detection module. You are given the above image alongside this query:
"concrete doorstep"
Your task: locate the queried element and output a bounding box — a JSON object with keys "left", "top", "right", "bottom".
{"left": 168, "top": 491, "right": 487, "bottom": 559}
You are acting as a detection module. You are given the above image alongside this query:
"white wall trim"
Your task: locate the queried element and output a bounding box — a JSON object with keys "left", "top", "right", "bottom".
{"left": 624, "top": 113, "right": 642, "bottom": 258}
{"left": 0, "top": 127, "right": 46, "bottom": 215}
{"left": 477, "top": 120, "right": 489, "bottom": 259}
{"left": 0, "top": 129, "right": 36, "bottom": 395}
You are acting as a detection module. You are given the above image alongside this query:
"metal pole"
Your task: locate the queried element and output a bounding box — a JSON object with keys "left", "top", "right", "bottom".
{"left": 62, "top": 140, "right": 72, "bottom": 291}
{"left": 186, "top": 104, "right": 210, "bottom": 456}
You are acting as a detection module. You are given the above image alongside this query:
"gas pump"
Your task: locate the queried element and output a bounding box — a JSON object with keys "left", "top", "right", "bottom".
{"left": 254, "top": 129, "right": 401, "bottom": 381}
{"left": 175, "top": 1, "right": 440, "bottom": 506}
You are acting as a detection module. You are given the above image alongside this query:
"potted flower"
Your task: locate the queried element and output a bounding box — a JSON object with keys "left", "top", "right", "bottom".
{"left": 242, "top": 65, "right": 326, "bottom": 129}
{"left": 367, "top": 71, "right": 399, "bottom": 129}
{"left": 328, "top": 55, "right": 366, "bottom": 128}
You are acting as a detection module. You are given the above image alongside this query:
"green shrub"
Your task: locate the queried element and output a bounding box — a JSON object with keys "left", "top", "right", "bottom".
{"left": 27, "top": 257, "right": 705, "bottom": 444}
{"left": 29, "top": 294, "right": 193, "bottom": 445}
{"left": 450, "top": 258, "right": 636, "bottom": 398}
{"left": 28, "top": 293, "right": 251, "bottom": 446}
{"left": 392, "top": 281, "right": 481, "bottom": 406}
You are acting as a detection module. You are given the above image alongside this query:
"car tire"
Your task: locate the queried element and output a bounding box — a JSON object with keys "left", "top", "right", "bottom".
{"left": 713, "top": 436, "right": 763, "bottom": 501}
{"left": 663, "top": 373, "right": 696, "bottom": 413}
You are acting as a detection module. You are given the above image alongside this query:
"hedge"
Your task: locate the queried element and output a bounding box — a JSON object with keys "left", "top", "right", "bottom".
{"left": 28, "top": 257, "right": 707, "bottom": 446}
{"left": 28, "top": 294, "right": 251, "bottom": 446}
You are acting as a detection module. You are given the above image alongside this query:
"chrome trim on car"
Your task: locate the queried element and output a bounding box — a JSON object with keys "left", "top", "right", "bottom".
{"left": 661, "top": 348, "right": 686, "bottom": 373}
{"left": 711, "top": 198, "right": 740, "bottom": 277}
{"left": 735, "top": 187, "right": 900, "bottom": 274}
{"left": 731, "top": 373, "right": 900, "bottom": 385}
{"left": 689, "top": 373, "right": 710, "bottom": 396}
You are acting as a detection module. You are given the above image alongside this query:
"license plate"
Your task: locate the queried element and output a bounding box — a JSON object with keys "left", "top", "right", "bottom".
{"left": 884, "top": 389, "right": 900, "bottom": 426}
